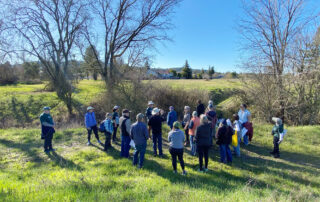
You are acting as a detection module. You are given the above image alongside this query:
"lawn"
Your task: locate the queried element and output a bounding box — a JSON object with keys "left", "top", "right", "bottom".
{"left": 0, "top": 124, "right": 319, "bottom": 201}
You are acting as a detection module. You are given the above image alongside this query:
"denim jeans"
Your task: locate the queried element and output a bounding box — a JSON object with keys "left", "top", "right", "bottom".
{"left": 190, "top": 135, "right": 197, "bottom": 156}
{"left": 152, "top": 133, "right": 163, "bottom": 155}
{"left": 233, "top": 134, "right": 241, "bottom": 157}
{"left": 219, "top": 144, "right": 232, "bottom": 163}
{"left": 121, "top": 135, "right": 131, "bottom": 158}
{"left": 133, "top": 144, "right": 147, "bottom": 167}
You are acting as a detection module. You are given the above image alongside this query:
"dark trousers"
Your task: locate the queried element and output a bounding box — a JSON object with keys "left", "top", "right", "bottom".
{"left": 104, "top": 132, "right": 112, "bottom": 151}
{"left": 219, "top": 144, "right": 232, "bottom": 163}
{"left": 133, "top": 144, "right": 147, "bottom": 167}
{"left": 169, "top": 147, "right": 185, "bottom": 171}
{"left": 184, "top": 129, "right": 189, "bottom": 143}
{"left": 273, "top": 136, "right": 280, "bottom": 155}
{"left": 197, "top": 145, "right": 210, "bottom": 170}
{"left": 87, "top": 125, "right": 100, "bottom": 142}
{"left": 121, "top": 135, "right": 131, "bottom": 158}
{"left": 152, "top": 133, "right": 163, "bottom": 155}
{"left": 44, "top": 133, "right": 53, "bottom": 151}
{"left": 113, "top": 125, "right": 119, "bottom": 141}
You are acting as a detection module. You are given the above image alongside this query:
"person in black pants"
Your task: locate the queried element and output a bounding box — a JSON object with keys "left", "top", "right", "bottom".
{"left": 195, "top": 115, "right": 212, "bottom": 172}
{"left": 112, "top": 106, "right": 120, "bottom": 141}
{"left": 196, "top": 100, "right": 205, "bottom": 117}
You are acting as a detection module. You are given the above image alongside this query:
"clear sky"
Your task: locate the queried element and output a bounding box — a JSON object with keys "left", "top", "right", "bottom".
{"left": 152, "top": 0, "right": 243, "bottom": 72}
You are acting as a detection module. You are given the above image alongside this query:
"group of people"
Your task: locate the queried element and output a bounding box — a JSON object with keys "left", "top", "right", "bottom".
{"left": 39, "top": 100, "right": 284, "bottom": 174}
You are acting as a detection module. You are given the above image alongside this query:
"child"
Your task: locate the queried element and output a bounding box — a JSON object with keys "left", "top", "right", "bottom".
{"left": 104, "top": 113, "right": 114, "bottom": 151}
{"left": 270, "top": 117, "right": 284, "bottom": 158}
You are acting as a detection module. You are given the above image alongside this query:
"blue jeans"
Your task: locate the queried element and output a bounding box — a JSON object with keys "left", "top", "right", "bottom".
{"left": 133, "top": 144, "right": 147, "bottom": 167}
{"left": 152, "top": 133, "right": 163, "bottom": 155}
{"left": 233, "top": 135, "right": 241, "bottom": 157}
{"left": 121, "top": 135, "right": 131, "bottom": 158}
{"left": 219, "top": 144, "right": 232, "bottom": 163}
{"left": 190, "top": 135, "right": 197, "bottom": 156}
{"left": 240, "top": 123, "right": 249, "bottom": 145}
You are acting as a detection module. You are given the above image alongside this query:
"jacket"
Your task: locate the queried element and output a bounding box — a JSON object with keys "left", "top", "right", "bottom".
{"left": 216, "top": 125, "right": 233, "bottom": 145}
{"left": 119, "top": 116, "right": 131, "bottom": 136}
{"left": 195, "top": 123, "right": 211, "bottom": 146}
{"left": 85, "top": 112, "right": 97, "bottom": 128}
{"left": 188, "top": 117, "right": 200, "bottom": 136}
{"left": 104, "top": 119, "right": 114, "bottom": 134}
{"left": 131, "top": 122, "right": 149, "bottom": 146}
{"left": 167, "top": 110, "right": 177, "bottom": 128}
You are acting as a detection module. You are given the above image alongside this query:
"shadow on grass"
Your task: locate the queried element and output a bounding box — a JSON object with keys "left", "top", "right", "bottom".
{"left": 47, "top": 151, "right": 83, "bottom": 171}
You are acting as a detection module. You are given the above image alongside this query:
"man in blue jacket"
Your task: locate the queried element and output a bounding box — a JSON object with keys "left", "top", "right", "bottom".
{"left": 167, "top": 106, "right": 177, "bottom": 129}
{"left": 40, "top": 106, "right": 55, "bottom": 153}
{"left": 85, "top": 106, "right": 102, "bottom": 146}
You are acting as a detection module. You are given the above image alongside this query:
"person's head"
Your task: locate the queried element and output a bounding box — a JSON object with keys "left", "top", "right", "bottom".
{"left": 122, "top": 109, "right": 130, "bottom": 117}
{"left": 208, "top": 100, "right": 213, "bottom": 106}
{"left": 192, "top": 111, "right": 198, "bottom": 117}
{"left": 87, "top": 106, "right": 94, "bottom": 113}
{"left": 106, "top": 112, "right": 112, "bottom": 119}
{"left": 200, "top": 114, "right": 208, "bottom": 125}
{"left": 219, "top": 119, "right": 227, "bottom": 127}
{"left": 173, "top": 121, "right": 181, "bottom": 130}
{"left": 232, "top": 114, "right": 239, "bottom": 122}
{"left": 240, "top": 104, "right": 247, "bottom": 111}
{"left": 184, "top": 106, "right": 190, "bottom": 113}
{"left": 169, "top": 106, "right": 174, "bottom": 111}
{"left": 197, "top": 99, "right": 202, "bottom": 104}
{"left": 136, "top": 113, "right": 144, "bottom": 122}
{"left": 43, "top": 106, "right": 51, "bottom": 114}
{"left": 152, "top": 108, "right": 160, "bottom": 116}
{"left": 208, "top": 104, "right": 214, "bottom": 110}
{"left": 148, "top": 101, "right": 154, "bottom": 107}
{"left": 272, "top": 117, "right": 282, "bottom": 126}
{"left": 113, "top": 105, "right": 119, "bottom": 112}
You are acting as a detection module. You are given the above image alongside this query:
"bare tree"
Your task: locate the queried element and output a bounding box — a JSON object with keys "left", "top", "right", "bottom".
{"left": 83, "top": 0, "right": 181, "bottom": 89}
{"left": 3, "top": 0, "right": 88, "bottom": 117}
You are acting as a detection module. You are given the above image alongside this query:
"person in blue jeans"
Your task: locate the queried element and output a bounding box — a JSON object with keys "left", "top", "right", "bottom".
{"left": 119, "top": 109, "right": 131, "bottom": 158}
{"left": 167, "top": 106, "right": 177, "bottom": 129}
{"left": 216, "top": 119, "right": 233, "bottom": 164}
{"left": 148, "top": 108, "right": 165, "bottom": 157}
{"left": 131, "top": 113, "right": 149, "bottom": 168}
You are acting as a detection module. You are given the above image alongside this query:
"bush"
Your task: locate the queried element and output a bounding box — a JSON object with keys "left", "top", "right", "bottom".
{"left": 0, "top": 62, "right": 18, "bottom": 85}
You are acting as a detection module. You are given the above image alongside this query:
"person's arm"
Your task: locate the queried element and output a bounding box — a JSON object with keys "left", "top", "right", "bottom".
{"left": 167, "top": 112, "right": 170, "bottom": 125}
{"left": 215, "top": 128, "right": 219, "bottom": 139}
{"left": 194, "top": 128, "right": 199, "bottom": 142}
{"left": 188, "top": 120, "right": 194, "bottom": 129}
{"left": 144, "top": 125, "right": 149, "bottom": 140}
{"left": 168, "top": 132, "right": 171, "bottom": 142}
{"left": 85, "top": 114, "right": 90, "bottom": 129}
{"left": 42, "top": 122, "right": 54, "bottom": 127}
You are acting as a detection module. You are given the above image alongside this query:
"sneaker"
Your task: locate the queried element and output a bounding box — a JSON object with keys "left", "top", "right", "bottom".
{"left": 173, "top": 170, "right": 178, "bottom": 174}
{"left": 87, "top": 142, "right": 91, "bottom": 146}
{"left": 198, "top": 169, "right": 204, "bottom": 173}
{"left": 203, "top": 168, "right": 209, "bottom": 172}
{"left": 49, "top": 148, "right": 56, "bottom": 152}
{"left": 182, "top": 170, "right": 187, "bottom": 176}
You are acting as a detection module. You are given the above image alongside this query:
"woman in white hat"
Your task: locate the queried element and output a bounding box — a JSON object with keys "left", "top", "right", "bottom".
{"left": 85, "top": 106, "right": 102, "bottom": 146}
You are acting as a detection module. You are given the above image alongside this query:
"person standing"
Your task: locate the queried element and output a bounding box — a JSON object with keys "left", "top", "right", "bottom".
{"left": 119, "top": 109, "right": 131, "bottom": 158}
{"left": 145, "top": 101, "right": 154, "bottom": 121}
{"left": 167, "top": 106, "right": 177, "bottom": 129}
{"left": 40, "top": 106, "right": 55, "bottom": 153}
{"left": 131, "top": 113, "right": 149, "bottom": 168}
{"left": 206, "top": 104, "right": 217, "bottom": 145}
{"left": 270, "top": 117, "right": 284, "bottom": 158}
{"left": 148, "top": 108, "right": 165, "bottom": 157}
{"left": 168, "top": 122, "right": 187, "bottom": 175}
{"left": 195, "top": 115, "right": 211, "bottom": 172}
{"left": 188, "top": 111, "right": 200, "bottom": 156}
{"left": 232, "top": 114, "right": 241, "bottom": 157}
{"left": 238, "top": 104, "right": 253, "bottom": 145}
{"left": 216, "top": 119, "right": 233, "bottom": 164}
{"left": 182, "top": 106, "right": 191, "bottom": 146}
{"left": 196, "top": 100, "right": 205, "bottom": 117}
{"left": 85, "top": 106, "right": 102, "bottom": 146}
{"left": 112, "top": 106, "right": 120, "bottom": 142}
{"left": 104, "top": 113, "right": 114, "bottom": 151}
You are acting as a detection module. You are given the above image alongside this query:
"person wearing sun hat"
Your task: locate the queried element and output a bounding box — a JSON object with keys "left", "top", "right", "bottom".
{"left": 145, "top": 101, "right": 154, "bottom": 121}
{"left": 112, "top": 105, "right": 120, "bottom": 141}
{"left": 148, "top": 107, "right": 166, "bottom": 157}
{"left": 40, "top": 106, "right": 55, "bottom": 153}
{"left": 270, "top": 117, "right": 284, "bottom": 158}
{"left": 85, "top": 106, "right": 102, "bottom": 146}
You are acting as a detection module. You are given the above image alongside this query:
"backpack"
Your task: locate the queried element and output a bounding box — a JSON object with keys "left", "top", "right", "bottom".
{"left": 99, "top": 121, "right": 106, "bottom": 132}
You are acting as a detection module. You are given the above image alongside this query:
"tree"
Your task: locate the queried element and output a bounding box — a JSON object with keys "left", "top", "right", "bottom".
{"left": 84, "top": 0, "right": 181, "bottom": 90}
{"left": 83, "top": 45, "right": 100, "bottom": 80}
{"left": 0, "top": 62, "right": 18, "bottom": 85}
{"left": 23, "top": 62, "right": 40, "bottom": 81}
{"left": 3, "top": 0, "right": 88, "bottom": 117}
{"left": 181, "top": 60, "right": 192, "bottom": 79}
{"left": 169, "top": 69, "right": 177, "bottom": 77}
{"left": 208, "top": 66, "right": 215, "bottom": 79}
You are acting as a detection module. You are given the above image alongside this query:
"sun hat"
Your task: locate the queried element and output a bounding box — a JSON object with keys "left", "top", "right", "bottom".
{"left": 272, "top": 117, "right": 282, "bottom": 126}
{"left": 43, "top": 106, "right": 51, "bottom": 110}
{"left": 113, "top": 106, "right": 119, "bottom": 110}
{"left": 87, "top": 106, "right": 94, "bottom": 111}
{"left": 148, "top": 101, "right": 154, "bottom": 105}
{"left": 106, "top": 113, "right": 112, "bottom": 117}
{"left": 184, "top": 106, "right": 190, "bottom": 110}
{"left": 192, "top": 111, "right": 197, "bottom": 116}
{"left": 173, "top": 121, "right": 181, "bottom": 129}
{"left": 152, "top": 108, "right": 160, "bottom": 115}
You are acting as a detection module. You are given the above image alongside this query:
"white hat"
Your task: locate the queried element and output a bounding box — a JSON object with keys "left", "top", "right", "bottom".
{"left": 87, "top": 106, "right": 94, "bottom": 111}
{"left": 184, "top": 106, "right": 190, "bottom": 110}
{"left": 148, "top": 101, "right": 154, "bottom": 105}
{"left": 152, "top": 108, "right": 160, "bottom": 115}
{"left": 113, "top": 106, "right": 119, "bottom": 110}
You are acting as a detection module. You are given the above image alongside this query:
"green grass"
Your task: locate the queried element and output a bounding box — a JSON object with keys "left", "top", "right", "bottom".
{"left": 0, "top": 124, "right": 319, "bottom": 201}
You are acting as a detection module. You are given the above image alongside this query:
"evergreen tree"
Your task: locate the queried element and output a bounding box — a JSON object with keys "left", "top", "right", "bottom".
{"left": 181, "top": 60, "right": 192, "bottom": 79}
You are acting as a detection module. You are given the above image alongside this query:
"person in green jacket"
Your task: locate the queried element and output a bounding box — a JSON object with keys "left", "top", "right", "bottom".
{"left": 40, "top": 106, "right": 55, "bottom": 153}
{"left": 270, "top": 117, "right": 284, "bottom": 158}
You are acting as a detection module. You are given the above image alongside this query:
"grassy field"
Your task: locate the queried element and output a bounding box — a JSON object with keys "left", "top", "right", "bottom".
{"left": 0, "top": 124, "right": 319, "bottom": 201}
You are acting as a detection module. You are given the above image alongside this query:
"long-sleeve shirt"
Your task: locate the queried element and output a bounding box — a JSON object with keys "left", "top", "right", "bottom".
{"left": 167, "top": 110, "right": 177, "bottom": 128}
{"left": 131, "top": 122, "right": 149, "bottom": 146}
{"left": 238, "top": 109, "right": 251, "bottom": 124}
{"left": 85, "top": 112, "right": 97, "bottom": 128}
{"left": 145, "top": 107, "right": 153, "bottom": 120}
{"left": 104, "top": 119, "right": 114, "bottom": 134}
{"left": 272, "top": 124, "right": 284, "bottom": 138}
{"left": 119, "top": 116, "right": 131, "bottom": 136}
{"left": 168, "top": 129, "right": 185, "bottom": 149}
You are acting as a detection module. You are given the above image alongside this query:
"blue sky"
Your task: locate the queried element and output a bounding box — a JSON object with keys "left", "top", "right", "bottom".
{"left": 152, "top": 0, "right": 243, "bottom": 72}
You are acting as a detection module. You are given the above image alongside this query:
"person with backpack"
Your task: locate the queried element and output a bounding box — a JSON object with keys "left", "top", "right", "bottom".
{"left": 119, "top": 109, "right": 131, "bottom": 158}
{"left": 196, "top": 100, "right": 205, "bottom": 117}
{"left": 167, "top": 106, "right": 177, "bottom": 129}
{"left": 148, "top": 108, "right": 166, "bottom": 157}
{"left": 216, "top": 119, "right": 233, "bottom": 164}
{"left": 112, "top": 106, "right": 120, "bottom": 142}
{"left": 85, "top": 106, "right": 102, "bottom": 146}
{"left": 131, "top": 113, "right": 149, "bottom": 169}
{"left": 195, "top": 115, "right": 211, "bottom": 172}
{"left": 40, "top": 106, "right": 55, "bottom": 153}
{"left": 103, "top": 113, "right": 114, "bottom": 151}
{"left": 270, "top": 117, "right": 284, "bottom": 158}
{"left": 145, "top": 101, "right": 154, "bottom": 121}
{"left": 182, "top": 106, "right": 191, "bottom": 146}
{"left": 168, "top": 121, "right": 187, "bottom": 175}
{"left": 188, "top": 111, "right": 200, "bottom": 156}
{"left": 206, "top": 104, "right": 217, "bottom": 145}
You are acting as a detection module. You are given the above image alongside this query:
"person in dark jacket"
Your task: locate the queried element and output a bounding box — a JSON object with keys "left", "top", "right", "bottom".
{"left": 119, "top": 109, "right": 131, "bottom": 158}
{"left": 216, "top": 119, "right": 233, "bottom": 164}
{"left": 148, "top": 108, "right": 165, "bottom": 157}
{"left": 196, "top": 100, "right": 205, "bottom": 117}
{"left": 145, "top": 101, "right": 154, "bottom": 121}
{"left": 40, "top": 106, "right": 55, "bottom": 153}
{"left": 270, "top": 117, "right": 284, "bottom": 158}
{"left": 167, "top": 106, "right": 177, "bottom": 129}
{"left": 112, "top": 106, "right": 120, "bottom": 142}
{"left": 85, "top": 106, "right": 102, "bottom": 146}
{"left": 131, "top": 113, "right": 149, "bottom": 168}
{"left": 195, "top": 115, "right": 211, "bottom": 172}
{"left": 206, "top": 104, "right": 217, "bottom": 145}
